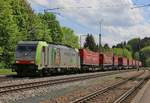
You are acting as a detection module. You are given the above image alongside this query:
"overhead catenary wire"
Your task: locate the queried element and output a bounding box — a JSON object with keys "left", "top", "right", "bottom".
{"left": 131, "top": 3, "right": 150, "bottom": 9}
{"left": 43, "top": 6, "right": 96, "bottom": 32}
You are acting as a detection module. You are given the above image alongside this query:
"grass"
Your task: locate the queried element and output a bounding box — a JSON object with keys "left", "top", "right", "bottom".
{"left": 0, "top": 69, "right": 16, "bottom": 75}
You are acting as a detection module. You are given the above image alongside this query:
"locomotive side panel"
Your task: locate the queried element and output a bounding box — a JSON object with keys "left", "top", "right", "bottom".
{"left": 47, "top": 44, "right": 80, "bottom": 69}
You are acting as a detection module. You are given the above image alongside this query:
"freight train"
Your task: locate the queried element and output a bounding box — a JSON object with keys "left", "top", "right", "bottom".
{"left": 12, "top": 41, "right": 142, "bottom": 76}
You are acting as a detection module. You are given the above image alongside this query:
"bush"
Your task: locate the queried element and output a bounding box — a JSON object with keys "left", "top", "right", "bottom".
{"left": 146, "top": 58, "right": 150, "bottom": 67}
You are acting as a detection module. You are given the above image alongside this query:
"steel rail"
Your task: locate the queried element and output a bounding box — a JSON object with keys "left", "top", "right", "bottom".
{"left": 113, "top": 72, "right": 149, "bottom": 103}
{"left": 0, "top": 70, "right": 135, "bottom": 94}
{"left": 70, "top": 71, "right": 144, "bottom": 103}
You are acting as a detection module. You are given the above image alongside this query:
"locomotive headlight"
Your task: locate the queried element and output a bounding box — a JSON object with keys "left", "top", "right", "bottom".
{"left": 30, "top": 61, "right": 35, "bottom": 64}
{"left": 15, "top": 60, "right": 35, "bottom": 64}
{"left": 16, "top": 61, "right": 19, "bottom": 63}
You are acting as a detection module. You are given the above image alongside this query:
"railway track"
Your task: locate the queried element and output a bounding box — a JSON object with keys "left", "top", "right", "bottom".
{"left": 0, "top": 70, "right": 135, "bottom": 95}
{"left": 113, "top": 71, "right": 149, "bottom": 103}
{"left": 0, "top": 75, "right": 20, "bottom": 82}
{"left": 70, "top": 70, "right": 147, "bottom": 103}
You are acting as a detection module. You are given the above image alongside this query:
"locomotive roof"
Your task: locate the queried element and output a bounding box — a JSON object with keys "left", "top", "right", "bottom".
{"left": 18, "top": 41, "right": 39, "bottom": 45}
{"left": 17, "top": 41, "right": 78, "bottom": 51}
{"left": 48, "top": 42, "right": 76, "bottom": 49}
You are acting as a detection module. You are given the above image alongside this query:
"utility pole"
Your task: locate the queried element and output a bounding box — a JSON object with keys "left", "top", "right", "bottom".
{"left": 99, "top": 20, "right": 103, "bottom": 53}
{"left": 99, "top": 20, "right": 103, "bottom": 70}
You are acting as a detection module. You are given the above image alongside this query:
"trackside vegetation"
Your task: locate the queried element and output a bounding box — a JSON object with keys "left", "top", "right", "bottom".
{"left": 0, "top": 0, "right": 149, "bottom": 71}
{"left": 0, "top": 0, "right": 79, "bottom": 69}
{"left": 0, "top": 69, "right": 16, "bottom": 75}
{"left": 113, "top": 37, "right": 150, "bottom": 66}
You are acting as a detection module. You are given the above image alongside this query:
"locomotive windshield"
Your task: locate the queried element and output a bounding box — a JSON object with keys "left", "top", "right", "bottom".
{"left": 16, "top": 44, "right": 37, "bottom": 60}
{"left": 16, "top": 45, "right": 36, "bottom": 52}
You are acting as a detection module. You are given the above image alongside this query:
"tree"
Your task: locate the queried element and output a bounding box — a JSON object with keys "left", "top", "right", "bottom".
{"left": 127, "top": 38, "right": 140, "bottom": 53}
{"left": 38, "top": 12, "right": 63, "bottom": 43}
{"left": 125, "top": 45, "right": 132, "bottom": 51}
{"left": 104, "top": 43, "right": 110, "bottom": 49}
{"left": 113, "top": 37, "right": 150, "bottom": 66}
{"left": 140, "top": 37, "right": 150, "bottom": 49}
{"left": 10, "top": 0, "right": 31, "bottom": 40}
{"left": 146, "top": 58, "right": 150, "bottom": 67}
{"left": 26, "top": 14, "right": 52, "bottom": 42}
{"left": 140, "top": 46, "right": 150, "bottom": 66}
{"left": 84, "top": 34, "right": 98, "bottom": 52}
{"left": 61, "top": 27, "right": 79, "bottom": 48}
{"left": 113, "top": 48, "right": 132, "bottom": 59}
{"left": 134, "top": 52, "right": 140, "bottom": 60}
{"left": 116, "top": 42, "right": 125, "bottom": 48}
{"left": 0, "top": 0, "right": 20, "bottom": 68}
{"left": 10, "top": 0, "right": 51, "bottom": 42}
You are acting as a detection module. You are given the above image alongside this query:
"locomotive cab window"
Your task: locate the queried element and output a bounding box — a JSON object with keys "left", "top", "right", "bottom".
{"left": 16, "top": 45, "right": 36, "bottom": 52}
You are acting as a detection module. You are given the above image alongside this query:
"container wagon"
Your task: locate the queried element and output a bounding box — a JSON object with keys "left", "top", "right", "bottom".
{"left": 139, "top": 61, "right": 142, "bottom": 67}
{"left": 100, "top": 53, "right": 113, "bottom": 70}
{"left": 79, "top": 49, "right": 100, "bottom": 71}
{"left": 128, "top": 59, "right": 133, "bottom": 69}
{"left": 132, "top": 60, "right": 136, "bottom": 68}
{"left": 118, "top": 57, "right": 128, "bottom": 69}
{"left": 135, "top": 60, "right": 139, "bottom": 69}
{"left": 113, "top": 56, "right": 118, "bottom": 69}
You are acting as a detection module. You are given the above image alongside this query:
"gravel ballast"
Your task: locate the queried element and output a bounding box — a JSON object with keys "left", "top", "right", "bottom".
{"left": 0, "top": 70, "right": 142, "bottom": 103}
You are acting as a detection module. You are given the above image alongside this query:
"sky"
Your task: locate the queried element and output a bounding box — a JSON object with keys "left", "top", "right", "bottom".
{"left": 27, "top": 0, "right": 150, "bottom": 46}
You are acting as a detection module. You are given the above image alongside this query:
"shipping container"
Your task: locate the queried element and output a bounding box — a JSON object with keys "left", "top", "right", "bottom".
{"left": 132, "top": 60, "right": 136, "bottom": 67}
{"left": 128, "top": 59, "right": 133, "bottom": 66}
{"left": 113, "top": 56, "right": 118, "bottom": 66}
{"left": 139, "top": 61, "right": 142, "bottom": 67}
{"left": 135, "top": 60, "right": 139, "bottom": 67}
{"left": 100, "top": 53, "right": 113, "bottom": 66}
{"left": 79, "top": 49, "right": 99, "bottom": 66}
{"left": 118, "top": 57, "right": 128, "bottom": 66}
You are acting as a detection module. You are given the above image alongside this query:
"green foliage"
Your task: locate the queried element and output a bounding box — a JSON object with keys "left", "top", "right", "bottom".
{"left": 0, "top": 0, "right": 80, "bottom": 68}
{"left": 10, "top": 0, "right": 52, "bottom": 42}
{"left": 27, "top": 14, "right": 52, "bottom": 42}
{"left": 113, "top": 48, "right": 132, "bottom": 59}
{"left": 140, "top": 46, "right": 150, "bottom": 66}
{"left": 0, "top": 0, "right": 20, "bottom": 68}
{"left": 61, "top": 27, "right": 79, "bottom": 48}
{"left": 38, "top": 12, "right": 62, "bottom": 43}
{"left": 10, "top": 0, "right": 31, "bottom": 40}
{"left": 114, "top": 37, "right": 150, "bottom": 66}
{"left": 140, "top": 37, "right": 150, "bottom": 49}
{"left": 134, "top": 52, "right": 140, "bottom": 60}
{"left": 84, "top": 34, "right": 98, "bottom": 52}
{"left": 101, "top": 44, "right": 111, "bottom": 53}
{"left": 146, "top": 58, "right": 150, "bottom": 67}
{"left": 127, "top": 38, "right": 140, "bottom": 53}
{"left": 115, "top": 42, "right": 126, "bottom": 48}
{"left": 104, "top": 44, "right": 110, "bottom": 50}
{"left": 0, "top": 69, "right": 16, "bottom": 75}
{"left": 125, "top": 45, "right": 132, "bottom": 51}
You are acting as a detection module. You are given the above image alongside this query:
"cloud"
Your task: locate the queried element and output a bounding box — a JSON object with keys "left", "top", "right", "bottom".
{"left": 102, "top": 23, "right": 150, "bottom": 46}
{"left": 27, "top": 0, "right": 50, "bottom": 7}
{"left": 27, "top": 0, "right": 149, "bottom": 46}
